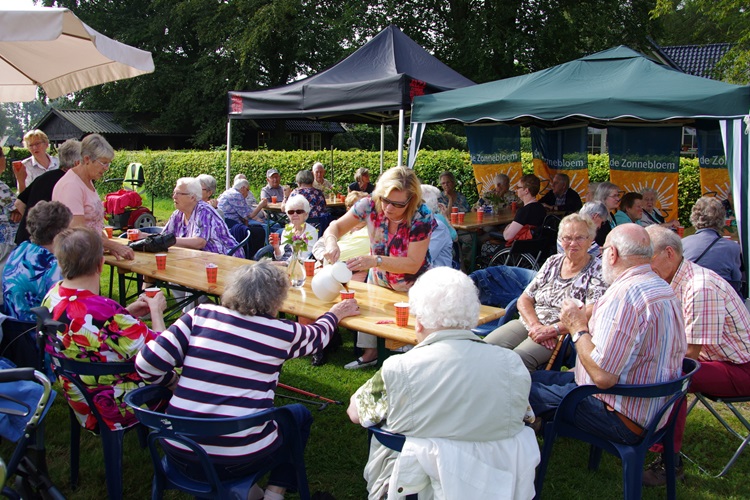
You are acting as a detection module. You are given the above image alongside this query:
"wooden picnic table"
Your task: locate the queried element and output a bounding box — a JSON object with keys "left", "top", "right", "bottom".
{"left": 104, "top": 240, "right": 505, "bottom": 351}
{"left": 452, "top": 209, "right": 517, "bottom": 271}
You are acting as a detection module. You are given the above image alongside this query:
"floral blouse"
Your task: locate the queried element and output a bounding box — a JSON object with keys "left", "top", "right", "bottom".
{"left": 2, "top": 241, "right": 61, "bottom": 321}
{"left": 163, "top": 200, "right": 241, "bottom": 257}
{"left": 289, "top": 187, "right": 327, "bottom": 218}
{"left": 42, "top": 284, "right": 158, "bottom": 431}
{"left": 352, "top": 197, "right": 435, "bottom": 292}
{"left": 438, "top": 191, "right": 470, "bottom": 213}
{"left": 521, "top": 253, "right": 607, "bottom": 349}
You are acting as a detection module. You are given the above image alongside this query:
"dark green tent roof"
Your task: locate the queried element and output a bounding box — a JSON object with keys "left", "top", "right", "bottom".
{"left": 411, "top": 46, "right": 750, "bottom": 127}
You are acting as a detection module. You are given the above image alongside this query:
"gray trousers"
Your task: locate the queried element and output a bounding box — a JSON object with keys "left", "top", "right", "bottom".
{"left": 483, "top": 319, "right": 553, "bottom": 372}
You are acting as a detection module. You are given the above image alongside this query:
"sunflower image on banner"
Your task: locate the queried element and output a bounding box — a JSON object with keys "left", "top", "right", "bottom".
{"left": 465, "top": 124, "right": 522, "bottom": 196}
{"left": 530, "top": 126, "right": 589, "bottom": 198}
{"left": 697, "top": 127, "right": 730, "bottom": 199}
{"left": 608, "top": 126, "right": 681, "bottom": 223}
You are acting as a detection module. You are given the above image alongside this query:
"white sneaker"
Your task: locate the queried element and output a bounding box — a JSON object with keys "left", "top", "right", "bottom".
{"left": 344, "top": 357, "right": 378, "bottom": 370}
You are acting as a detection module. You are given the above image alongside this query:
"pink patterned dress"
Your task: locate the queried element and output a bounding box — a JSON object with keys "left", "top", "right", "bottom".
{"left": 42, "top": 284, "right": 158, "bottom": 431}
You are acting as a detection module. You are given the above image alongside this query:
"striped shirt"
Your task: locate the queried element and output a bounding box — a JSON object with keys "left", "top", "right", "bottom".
{"left": 574, "top": 264, "right": 686, "bottom": 427}
{"left": 135, "top": 304, "right": 338, "bottom": 460}
{"left": 672, "top": 259, "right": 750, "bottom": 364}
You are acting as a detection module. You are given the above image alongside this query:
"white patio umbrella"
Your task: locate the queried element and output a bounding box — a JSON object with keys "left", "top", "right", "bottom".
{"left": 0, "top": 6, "right": 155, "bottom": 102}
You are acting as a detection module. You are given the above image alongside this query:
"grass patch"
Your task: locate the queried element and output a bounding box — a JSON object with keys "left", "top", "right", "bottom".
{"left": 3, "top": 197, "right": 750, "bottom": 498}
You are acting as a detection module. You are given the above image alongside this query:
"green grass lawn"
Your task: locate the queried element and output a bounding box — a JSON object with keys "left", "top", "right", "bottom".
{"left": 3, "top": 197, "right": 750, "bottom": 498}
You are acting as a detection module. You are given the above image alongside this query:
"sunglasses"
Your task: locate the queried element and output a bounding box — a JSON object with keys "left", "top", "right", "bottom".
{"left": 382, "top": 196, "right": 411, "bottom": 209}
{"left": 286, "top": 209, "right": 306, "bottom": 215}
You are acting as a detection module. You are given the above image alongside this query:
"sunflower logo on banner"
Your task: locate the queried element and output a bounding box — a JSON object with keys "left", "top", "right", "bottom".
{"left": 608, "top": 126, "right": 682, "bottom": 223}
{"left": 697, "top": 127, "right": 730, "bottom": 199}
{"left": 465, "top": 124, "right": 522, "bottom": 196}
{"left": 530, "top": 126, "right": 589, "bottom": 198}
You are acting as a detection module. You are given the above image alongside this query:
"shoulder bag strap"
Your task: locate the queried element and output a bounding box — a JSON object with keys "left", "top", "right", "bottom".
{"left": 693, "top": 233, "right": 722, "bottom": 264}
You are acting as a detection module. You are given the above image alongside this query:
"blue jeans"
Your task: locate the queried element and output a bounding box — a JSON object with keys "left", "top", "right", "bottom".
{"left": 530, "top": 370, "right": 642, "bottom": 445}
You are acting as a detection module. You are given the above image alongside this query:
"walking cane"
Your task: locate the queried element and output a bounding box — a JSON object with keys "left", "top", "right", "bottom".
{"left": 277, "top": 383, "right": 343, "bottom": 411}
{"left": 545, "top": 333, "right": 569, "bottom": 370}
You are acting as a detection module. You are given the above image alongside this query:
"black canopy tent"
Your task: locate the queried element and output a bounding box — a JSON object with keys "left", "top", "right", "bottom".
{"left": 226, "top": 25, "right": 474, "bottom": 187}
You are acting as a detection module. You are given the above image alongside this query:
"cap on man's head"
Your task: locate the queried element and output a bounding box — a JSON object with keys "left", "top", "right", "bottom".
{"left": 266, "top": 168, "right": 280, "bottom": 177}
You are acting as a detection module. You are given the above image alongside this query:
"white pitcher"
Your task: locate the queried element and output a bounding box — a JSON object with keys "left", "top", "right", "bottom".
{"left": 311, "top": 261, "right": 352, "bottom": 302}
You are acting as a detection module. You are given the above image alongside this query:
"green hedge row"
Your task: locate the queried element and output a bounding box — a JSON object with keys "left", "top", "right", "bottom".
{"left": 2, "top": 148, "right": 701, "bottom": 224}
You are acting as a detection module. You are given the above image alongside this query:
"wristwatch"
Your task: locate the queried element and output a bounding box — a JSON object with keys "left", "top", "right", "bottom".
{"left": 572, "top": 330, "right": 590, "bottom": 343}
{"left": 376, "top": 255, "right": 383, "bottom": 266}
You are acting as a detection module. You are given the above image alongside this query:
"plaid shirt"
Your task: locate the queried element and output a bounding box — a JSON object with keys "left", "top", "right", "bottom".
{"left": 575, "top": 264, "right": 686, "bottom": 427}
{"left": 672, "top": 259, "right": 750, "bottom": 364}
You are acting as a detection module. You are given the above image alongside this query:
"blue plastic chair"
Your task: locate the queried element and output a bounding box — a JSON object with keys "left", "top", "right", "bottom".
{"left": 32, "top": 306, "right": 145, "bottom": 500}
{"left": 535, "top": 358, "right": 700, "bottom": 500}
{"left": 253, "top": 244, "right": 275, "bottom": 261}
{"left": 228, "top": 228, "right": 251, "bottom": 258}
{"left": 472, "top": 296, "right": 519, "bottom": 337}
{"left": 124, "top": 385, "right": 311, "bottom": 500}
{"left": 367, "top": 427, "right": 417, "bottom": 500}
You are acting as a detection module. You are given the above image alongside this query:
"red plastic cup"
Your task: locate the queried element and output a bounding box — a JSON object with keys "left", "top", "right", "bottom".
{"left": 340, "top": 290, "right": 355, "bottom": 300}
{"left": 457, "top": 212, "right": 465, "bottom": 223}
{"left": 144, "top": 287, "right": 160, "bottom": 298}
{"left": 271, "top": 196, "right": 278, "bottom": 203}
{"left": 511, "top": 201, "right": 518, "bottom": 212}
{"left": 676, "top": 226, "right": 684, "bottom": 237}
{"left": 304, "top": 259, "right": 316, "bottom": 277}
{"left": 476, "top": 209, "right": 484, "bottom": 222}
{"left": 451, "top": 207, "right": 459, "bottom": 213}
{"left": 394, "top": 302, "right": 410, "bottom": 327}
{"left": 127, "top": 229, "right": 139, "bottom": 241}
{"left": 104, "top": 226, "right": 113, "bottom": 238}
{"left": 155, "top": 253, "right": 167, "bottom": 270}
{"left": 726, "top": 218, "right": 732, "bottom": 227}
{"left": 12, "top": 161, "right": 23, "bottom": 174}
{"left": 206, "top": 263, "right": 218, "bottom": 283}
{"left": 450, "top": 212, "right": 458, "bottom": 224}
{"left": 269, "top": 232, "right": 280, "bottom": 246}
{"left": 338, "top": 194, "right": 345, "bottom": 202}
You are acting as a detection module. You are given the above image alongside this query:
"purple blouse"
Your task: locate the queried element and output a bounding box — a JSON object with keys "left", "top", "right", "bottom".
{"left": 163, "top": 201, "right": 241, "bottom": 257}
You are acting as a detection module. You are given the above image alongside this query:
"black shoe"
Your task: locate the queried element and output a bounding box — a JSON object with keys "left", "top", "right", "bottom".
{"left": 311, "top": 351, "right": 327, "bottom": 366}
{"left": 642, "top": 454, "right": 684, "bottom": 487}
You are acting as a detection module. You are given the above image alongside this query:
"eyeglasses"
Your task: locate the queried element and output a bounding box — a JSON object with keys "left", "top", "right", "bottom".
{"left": 96, "top": 159, "right": 112, "bottom": 168}
{"left": 27, "top": 142, "right": 46, "bottom": 149}
{"left": 608, "top": 193, "right": 621, "bottom": 200}
{"left": 286, "top": 209, "right": 306, "bottom": 215}
{"left": 382, "top": 196, "right": 411, "bottom": 209}
{"left": 173, "top": 191, "right": 191, "bottom": 197}
{"left": 560, "top": 235, "right": 589, "bottom": 244}
{"left": 515, "top": 184, "right": 526, "bottom": 191}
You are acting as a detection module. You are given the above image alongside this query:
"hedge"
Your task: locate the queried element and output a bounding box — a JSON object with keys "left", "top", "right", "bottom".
{"left": 2, "top": 148, "right": 701, "bottom": 225}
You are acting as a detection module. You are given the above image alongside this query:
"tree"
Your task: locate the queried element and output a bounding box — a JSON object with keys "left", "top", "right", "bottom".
{"left": 653, "top": 0, "right": 750, "bottom": 83}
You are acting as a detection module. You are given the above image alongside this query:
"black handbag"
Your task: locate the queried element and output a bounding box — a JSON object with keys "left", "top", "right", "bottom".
{"left": 128, "top": 232, "right": 176, "bottom": 253}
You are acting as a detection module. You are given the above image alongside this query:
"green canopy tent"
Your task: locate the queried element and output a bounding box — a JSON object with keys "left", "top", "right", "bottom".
{"left": 408, "top": 46, "right": 750, "bottom": 286}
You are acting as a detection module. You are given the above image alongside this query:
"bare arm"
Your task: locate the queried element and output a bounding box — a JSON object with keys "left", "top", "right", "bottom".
{"left": 70, "top": 215, "right": 134, "bottom": 260}
{"left": 347, "top": 394, "right": 360, "bottom": 424}
{"left": 503, "top": 221, "right": 523, "bottom": 240}
{"left": 322, "top": 211, "right": 362, "bottom": 263}
{"left": 686, "top": 344, "right": 702, "bottom": 360}
{"left": 174, "top": 236, "right": 207, "bottom": 250}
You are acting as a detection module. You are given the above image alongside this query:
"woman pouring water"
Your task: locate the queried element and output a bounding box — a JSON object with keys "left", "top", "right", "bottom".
{"left": 322, "top": 166, "right": 435, "bottom": 369}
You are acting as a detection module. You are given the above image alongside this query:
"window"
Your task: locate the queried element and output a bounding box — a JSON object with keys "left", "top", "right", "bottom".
{"left": 587, "top": 128, "right": 606, "bottom": 154}
{"left": 258, "top": 131, "right": 271, "bottom": 148}
{"left": 300, "top": 133, "right": 322, "bottom": 150}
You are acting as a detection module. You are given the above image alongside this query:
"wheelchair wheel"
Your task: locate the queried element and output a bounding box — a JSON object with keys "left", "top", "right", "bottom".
{"left": 488, "top": 248, "right": 540, "bottom": 271}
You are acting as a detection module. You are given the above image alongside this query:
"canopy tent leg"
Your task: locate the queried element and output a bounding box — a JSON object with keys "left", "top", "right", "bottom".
{"left": 397, "top": 109, "right": 405, "bottom": 167}
{"left": 380, "top": 124, "right": 385, "bottom": 174}
{"left": 225, "top": 119, "right": 232, "bottom": 191}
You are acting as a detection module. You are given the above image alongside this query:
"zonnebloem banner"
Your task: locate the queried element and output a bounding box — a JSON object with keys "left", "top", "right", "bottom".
{"left": 531, "top": 126, "right": 589, "bottom": 198}
{"left": 608, "top": 126, "right": 681, "bottom": 222}
{"left": 465, "top": 124, "right": 522, "bottom": 196}
{"left": 697, "top": 127, "right": 730, "bottom": 201}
